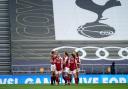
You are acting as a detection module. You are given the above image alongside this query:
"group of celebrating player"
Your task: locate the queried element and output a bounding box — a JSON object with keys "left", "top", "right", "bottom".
{"left": 50, "top": 50, "right": 80, "bottom": 85}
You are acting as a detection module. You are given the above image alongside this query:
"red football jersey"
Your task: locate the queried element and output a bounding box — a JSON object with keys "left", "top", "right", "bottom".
{"left": 63, "top": 56, "right": 69, "bottom": 69}
{"left": 50, "top": 55, "right": 56, "bottom": 65}
{"left": 62, "top": 57, "right": 66, "bottom": 69}
{"left": 55, "top": 56, "right": 62, "bottom": 71}
{"left": 69, "top": 57, "right": 77, "bottom": 71}
{"left": 76, "top": 56, "right": 80, "bottom": 68}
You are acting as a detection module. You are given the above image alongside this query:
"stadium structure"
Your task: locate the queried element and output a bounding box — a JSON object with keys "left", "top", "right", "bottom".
{"left": 0, "top": 0, "right": 128, "bottom": 88}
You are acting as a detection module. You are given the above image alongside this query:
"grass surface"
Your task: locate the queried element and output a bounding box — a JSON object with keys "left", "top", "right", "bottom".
{"left": 0, "top": 84, "right": 127, "bottom": 89}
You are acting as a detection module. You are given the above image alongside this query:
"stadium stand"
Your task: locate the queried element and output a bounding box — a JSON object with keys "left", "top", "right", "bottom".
{"left": 0, "top": 0, "right": 127, "bottom": 75}
{"left": 12, "top": 0, "right": 128, "bottom": 73}
{"left": 0, "top": 0, "right": 11, "bottom": 74}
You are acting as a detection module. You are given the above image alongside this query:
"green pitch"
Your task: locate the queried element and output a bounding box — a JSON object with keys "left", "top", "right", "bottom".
{"left": 0, "top": 84, "right": 127, "bottom": 89}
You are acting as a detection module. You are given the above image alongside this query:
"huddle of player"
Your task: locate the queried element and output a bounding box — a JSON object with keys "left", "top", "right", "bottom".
{"left": 50, "top": 51, "right": 80, "bottom": 85}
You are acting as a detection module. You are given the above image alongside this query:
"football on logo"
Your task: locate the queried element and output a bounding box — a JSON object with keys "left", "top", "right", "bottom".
{"left": 77, "top": 23, "right": 115, "bottom": 38}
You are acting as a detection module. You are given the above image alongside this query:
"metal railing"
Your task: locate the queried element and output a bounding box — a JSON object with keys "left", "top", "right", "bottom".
{"left": 11, "top": 64, "right": 128, "bottom": 75}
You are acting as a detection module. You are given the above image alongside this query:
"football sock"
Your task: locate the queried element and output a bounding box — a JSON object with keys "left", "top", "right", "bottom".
{"left": 51, "top": 76, "right": 53, "bottom": 85}
{"left": 75, "top": 78, "right": 78, "bottom": 84}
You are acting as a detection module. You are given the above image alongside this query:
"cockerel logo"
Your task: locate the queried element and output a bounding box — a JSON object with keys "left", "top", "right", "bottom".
{"left": 76, "top": 0, "right": 121, "bottom": 38}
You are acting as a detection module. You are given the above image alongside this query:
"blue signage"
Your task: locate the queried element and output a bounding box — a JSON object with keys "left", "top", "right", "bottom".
{"left": 0, "top": 74, "right": 127, "bottom": 84}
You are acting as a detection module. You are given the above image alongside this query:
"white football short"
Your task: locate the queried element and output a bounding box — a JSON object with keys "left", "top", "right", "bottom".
{"left": 51, "top": 64, "right": 56, "bottom": 71}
